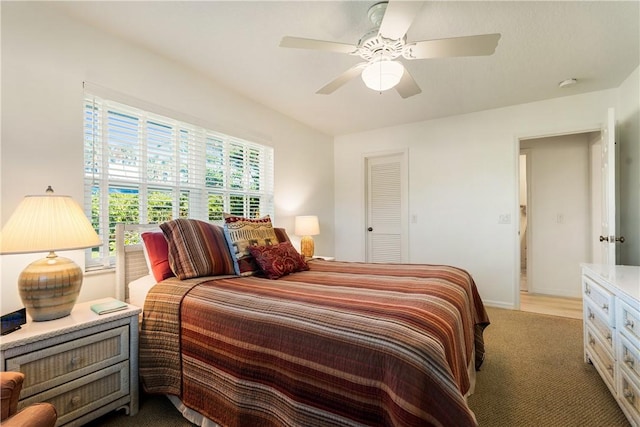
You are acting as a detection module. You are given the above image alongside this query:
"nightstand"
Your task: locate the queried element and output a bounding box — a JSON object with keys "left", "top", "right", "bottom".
{"left": 0, "top": 298, "right": 141, "bottom": 426}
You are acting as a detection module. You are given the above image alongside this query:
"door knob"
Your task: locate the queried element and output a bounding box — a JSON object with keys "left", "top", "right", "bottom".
{"left": 600, "top": 235, "right": 626, "bottom": 243}
{"left": 367, "top": 227, "right": 373, "bottom": 232}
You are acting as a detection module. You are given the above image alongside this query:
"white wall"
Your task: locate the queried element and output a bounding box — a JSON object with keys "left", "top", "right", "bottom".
{"left": 334, "top": 90, "right": 624, "bottom": 308}
{"left": 0, "top": 2, "right": 334, "bottom": 314}
{"left": 521, "top": 134, "right": 592, "bottom": 298}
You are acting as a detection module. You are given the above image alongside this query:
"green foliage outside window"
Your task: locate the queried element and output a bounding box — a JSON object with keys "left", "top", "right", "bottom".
{"left": 84, "top": 94, "right": 273, "bottom": 268}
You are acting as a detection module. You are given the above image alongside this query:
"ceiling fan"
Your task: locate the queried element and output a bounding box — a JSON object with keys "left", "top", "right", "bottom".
{"left": 279, "top": 1, "right": 501, "bottom": 98}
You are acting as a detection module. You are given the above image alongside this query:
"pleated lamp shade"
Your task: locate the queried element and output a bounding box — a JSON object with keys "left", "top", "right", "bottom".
{"left": 0, "top": 187, "right": 102, "bottom": 321}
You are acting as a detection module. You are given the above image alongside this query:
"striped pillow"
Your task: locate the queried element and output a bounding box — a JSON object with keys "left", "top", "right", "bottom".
{"left": 160, "top": 219, "right": 236, "bottom": 280}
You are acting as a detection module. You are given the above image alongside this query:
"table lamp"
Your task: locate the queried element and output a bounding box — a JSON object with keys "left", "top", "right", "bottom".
{"left": 0, "top": 186, "right": 102, "bottom": 321}
{"left": 294, "top": 215, "right": 320, "bottom": 258}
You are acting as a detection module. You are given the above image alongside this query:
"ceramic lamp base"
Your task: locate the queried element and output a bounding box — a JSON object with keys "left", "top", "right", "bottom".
{"left": 18, "top": 252, "right": 82, "bottom": 321}
{"left": 300, "top": 235, "right": 315, "bottom": 258}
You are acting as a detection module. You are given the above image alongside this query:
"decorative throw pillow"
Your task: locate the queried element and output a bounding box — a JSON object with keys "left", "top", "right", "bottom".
{"left": 160, "top": 218, "right": 236, "bottom": 280}
{"left": 273, "top": 227, "right": 291, "bottom": 244}
{"left": 141, "top": 231, "right": 175, "bottom": 282}
{"left": 248, "top": 241, "right": 309, "bottom": 280}
{"left": 223, "top": 214, "right": 279, "bottom": 275}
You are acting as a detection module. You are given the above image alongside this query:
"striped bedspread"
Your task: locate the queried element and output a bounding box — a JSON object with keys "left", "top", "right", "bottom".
{"left": 140, "top": 260, "right": 489, "bottom": 427}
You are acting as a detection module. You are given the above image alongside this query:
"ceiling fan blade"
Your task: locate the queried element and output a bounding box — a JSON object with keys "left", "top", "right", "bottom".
{"left": 406, "top": 33, "right": 501, "bottom": 59}
{"left": 280, "top": 36, "right": 357, "bottom": 54}
{"left": 395, "top": 67, "right": 421, "bottom": 99}
{"left": 378, "top": 1, "right": 425, "bottom": 40}
{"left": 316, "top": 63, "right": 368, "bottom": 95}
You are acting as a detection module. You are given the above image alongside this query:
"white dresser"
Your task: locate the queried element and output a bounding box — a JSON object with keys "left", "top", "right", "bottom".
{"left": 0, "top": 299, "right": 141, "bottom": 426}
{"left": 582, "top": 264, "right": 640, "bottom": 426}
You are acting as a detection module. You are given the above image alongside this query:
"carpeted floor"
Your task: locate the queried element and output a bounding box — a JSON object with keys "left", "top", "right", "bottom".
{"left": 87, "top": 307, "right": 630, "bottom": 426}
{"left": 467, "top": 307, "right": 629, "bottom": 426}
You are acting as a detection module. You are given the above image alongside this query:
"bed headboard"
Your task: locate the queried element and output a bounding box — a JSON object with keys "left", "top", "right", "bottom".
{"left": 115, "top": 223, "right": 160, "bottom": 302}
{"left": 115, "top": 222, "right": 294, "bottom": 302}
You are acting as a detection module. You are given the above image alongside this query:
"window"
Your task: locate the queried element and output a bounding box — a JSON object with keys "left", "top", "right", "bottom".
{"left": 84, "top": 94, "right": 274, "bottom": 269}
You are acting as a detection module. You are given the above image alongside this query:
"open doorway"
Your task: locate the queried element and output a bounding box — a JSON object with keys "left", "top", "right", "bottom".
{"left": 519, "top": 152, "right": 529, "bottom": 292}
{"left": 518, "top": 131, "right": 600, "bottom": 318}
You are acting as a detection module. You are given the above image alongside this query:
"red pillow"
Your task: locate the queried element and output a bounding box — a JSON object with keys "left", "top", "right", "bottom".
{"left": 141, "top": 231, "right": 175, "bottom": 282}
{"left": 248, "top": 241, "right": 309, "bottom": 280}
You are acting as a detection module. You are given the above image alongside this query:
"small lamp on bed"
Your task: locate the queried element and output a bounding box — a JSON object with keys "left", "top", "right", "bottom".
{"left": 0, "top": 186, "right": 101, "bottom": 321}
{"left": 294, "top": 215, "right": 319, "bottom": 258}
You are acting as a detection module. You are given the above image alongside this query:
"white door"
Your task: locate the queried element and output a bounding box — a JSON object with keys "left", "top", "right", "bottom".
{"left": 600, "top": 107, "right": 622, "bottom": 265}
{"left": 365, "top": 153, "right": 408, "bottom": 263}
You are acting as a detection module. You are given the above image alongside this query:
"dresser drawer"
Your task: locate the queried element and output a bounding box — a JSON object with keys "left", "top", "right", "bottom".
{"left": 619, "top": 300, "right": 640, "bottom": 347}
{"left": 18, "top": 361, "right": 130, "bottom": 426}
{"left": 619, "top": 365, "right": 640, "bottom": 426}
{"left": 583, "top": 275, "right": 615, "bottom": 326}
{"left": 585, "top": 301, "right": 616, "bottom": 356}
{"left": 586, "top": 326, "right": 617, "bottom": 393}
{"left": 5, "top": 326, "right": 129, "bottom": 399}
{"left": 620, "top": 334, "right": 640, "bottom": 384}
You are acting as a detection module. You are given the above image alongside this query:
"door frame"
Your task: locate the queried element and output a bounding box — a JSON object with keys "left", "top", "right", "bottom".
{"left": 513, "top": 124, "right": 601, "bottom": 309}
{"left": 363, "top": 148, "right": 409, "bottom": 263}
{"left": 519, "top": 149, "right": 532, "bottom": 293}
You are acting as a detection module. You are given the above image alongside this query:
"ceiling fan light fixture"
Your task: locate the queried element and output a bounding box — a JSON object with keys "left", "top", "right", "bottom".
{"left": 361, "top": 60, "right": 405, "bottom": 92}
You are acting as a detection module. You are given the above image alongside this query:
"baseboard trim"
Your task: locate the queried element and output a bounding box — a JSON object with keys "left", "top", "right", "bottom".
{"left": 482, "top": 300, "right": 516, "bottom": 310}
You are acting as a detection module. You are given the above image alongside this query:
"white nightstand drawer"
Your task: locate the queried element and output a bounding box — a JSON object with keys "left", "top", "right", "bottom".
{"left": 584, "top": 275, "right": 615, "bottom": 326}
{"left": 18, "top": 361, "right": 130, "bottom": 426}
{"left": 6, "top": 325, "right": 129, "bottom": 399}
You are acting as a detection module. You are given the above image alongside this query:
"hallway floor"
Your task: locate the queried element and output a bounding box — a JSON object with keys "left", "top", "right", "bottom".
{"left": 520, "top": 292, "right": 583, "bottom": 319}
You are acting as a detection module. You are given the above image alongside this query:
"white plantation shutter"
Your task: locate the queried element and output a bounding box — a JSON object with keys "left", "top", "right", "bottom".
{"left": 84, "top": 93, "right": 274, "bottom": 269}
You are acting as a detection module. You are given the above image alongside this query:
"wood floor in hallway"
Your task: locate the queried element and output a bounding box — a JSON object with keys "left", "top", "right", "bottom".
{"left": 519, "top": 292, "right": 583, "bottom": 320}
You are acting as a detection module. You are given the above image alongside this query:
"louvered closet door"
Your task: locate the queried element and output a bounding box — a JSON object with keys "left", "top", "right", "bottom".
{"left": 366, "top": 153, "right": 408, "bottom": 263}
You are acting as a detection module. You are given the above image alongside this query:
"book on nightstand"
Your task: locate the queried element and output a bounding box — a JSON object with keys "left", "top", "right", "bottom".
{"left": 91, "top": 299, "right": 128, "bottom": 315}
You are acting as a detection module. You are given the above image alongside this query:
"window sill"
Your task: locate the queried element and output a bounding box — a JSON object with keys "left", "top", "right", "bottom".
{"left": 84, "top": 266, "right": 116, "bottom": 277}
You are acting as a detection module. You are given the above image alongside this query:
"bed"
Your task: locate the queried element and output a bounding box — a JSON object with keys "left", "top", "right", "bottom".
{"left": 116, "top": 220, "right": 490, "bottom": 427}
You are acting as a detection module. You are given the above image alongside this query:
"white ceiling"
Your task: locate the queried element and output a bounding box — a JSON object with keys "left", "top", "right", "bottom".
{"left": 55, "top": 1, "right": 639, "bottom": 136}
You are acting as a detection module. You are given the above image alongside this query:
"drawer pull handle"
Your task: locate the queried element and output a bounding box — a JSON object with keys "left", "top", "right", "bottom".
{"left": 623, "top": 389, "right": 635, "bottom": 403}
{"left": 588, "top": 311, "right": 595, "bottom": 320}
{"left": 606, "top": 333, "right": 612, "bottom": 343}
{"left": 588, "top": 337, "right": 596, "bottom": 346}
{"left": 626, "top": 319, "right": 635, "bottom": 328}
{"left": 602, "top": 303, "right": 609, "bottom": 312}
{"left": 70, "top": 357, "right": 80, "bottom": 366}
{"left": 585, "top": 285, "right": 591, "bottom": 295}
{"left": 607, "top": 364, "right": 614, "bottom": 374}
{"left": 70, "top": 395, "right": 81, "bottom": 406}
{"left": 624, "top": 356, "right": 635, "bottom": 368}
